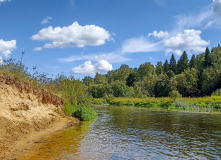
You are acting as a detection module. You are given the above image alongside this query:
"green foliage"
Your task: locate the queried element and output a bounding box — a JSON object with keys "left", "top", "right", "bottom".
{"left": 177, "top": 51, "right": 189, "bottom": 74}
{"left": 169, "top": 54, "right": 177, "bottom": 74}
{"left": 169, "top": 90, "right": 182, "bottom": 100}
{"left": 138, "top": 62, "right": 155, "bottom": 80}
{"left": 72, "top": 106, "right": 97, "bottom": 121}
{"left": 64, "top": 102, "right": 76, "bottom": 116}
{"left": 126, "top": 71, "right": 139, "bottom": 87}
{"left": 163, "top": 59, "right": 170, "bottom": 73}
{"left": 156, "top": 61, "right": 163, "bottom": 75}
{"left": 212, "top": 89, "right": 221, "bottom": 96}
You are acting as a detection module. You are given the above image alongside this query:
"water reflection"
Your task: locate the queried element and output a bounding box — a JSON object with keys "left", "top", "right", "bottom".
{"left": 17, "top": 106, "right": 221, "bottom": 159}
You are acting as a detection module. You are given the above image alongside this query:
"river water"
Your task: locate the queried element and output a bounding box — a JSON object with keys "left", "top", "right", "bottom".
{"left": 18, "top": 106, "right": 221, "bottom": 159}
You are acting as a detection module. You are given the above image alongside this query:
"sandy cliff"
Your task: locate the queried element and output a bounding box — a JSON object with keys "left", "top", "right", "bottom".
{"left": 0, "top": 76, "right": 77, "bottom": 159}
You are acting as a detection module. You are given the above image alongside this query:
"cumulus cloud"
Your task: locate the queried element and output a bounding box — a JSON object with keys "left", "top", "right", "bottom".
{"left": 164, "top": 29, "right": 209, "bottom": 55}
{"left": 71, "top": 60, "right": 113, "bottom": 75}
{"left": 122, "top": 36, "right": 162, "bottom": 53}
{"left": 41, "top": 17, "right": 52, "bottom": 24}
{"left": 0, "top": 39, "right": 16, "bottom": 58}
{"left": 148, "top": 30, "right": 169, "bottom": 39}
{"left": 213, "top": 0, "right": 221, "bottom": 17}
{"left": 31, "top": 21, "right": 111, "bottom": 48}
{"left": 59, "top": 52, "right": 130, "bottom": 64}
{"left": 34, "top": 47, "right": 42, "bottom": 51}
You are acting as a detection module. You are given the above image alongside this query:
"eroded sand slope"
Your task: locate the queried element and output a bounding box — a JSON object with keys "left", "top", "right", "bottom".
{"left": 0, "top": 77, "right": 77, "bottom": 159}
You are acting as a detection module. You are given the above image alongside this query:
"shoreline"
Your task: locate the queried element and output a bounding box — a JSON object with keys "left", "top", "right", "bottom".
{"left": 0, "top": 116, "right": 79, "bottom": 160}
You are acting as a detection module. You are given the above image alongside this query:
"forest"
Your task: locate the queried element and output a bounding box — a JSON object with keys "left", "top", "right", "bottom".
{"left": 82, "top": 44, "right": 221, "bottom": 99}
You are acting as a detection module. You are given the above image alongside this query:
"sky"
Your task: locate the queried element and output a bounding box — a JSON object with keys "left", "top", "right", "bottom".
{"left": 0, "top": 0, "right": 221, "bottom": 79}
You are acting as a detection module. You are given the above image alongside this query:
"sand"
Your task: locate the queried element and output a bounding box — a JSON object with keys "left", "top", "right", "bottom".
{"left": 0, "top": 81, "right": 79, "bottom": 159}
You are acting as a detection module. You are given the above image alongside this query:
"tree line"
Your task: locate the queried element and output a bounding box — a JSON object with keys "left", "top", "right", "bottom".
{"left": 82, "top": 44, "right": 221, "bottom": 98}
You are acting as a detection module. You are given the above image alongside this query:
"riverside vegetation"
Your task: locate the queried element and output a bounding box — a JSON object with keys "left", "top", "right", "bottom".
{"left": 85, "top": 44, "right": 221, "bottom": 111}
{"left": 3, "top": 44, "right": 221, "bottom": 116}
{"left": 0, "top": 57, "right": 96, "bottom": 121}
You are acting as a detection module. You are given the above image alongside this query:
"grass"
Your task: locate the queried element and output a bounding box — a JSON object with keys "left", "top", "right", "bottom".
{"left": 92, "top": 96, "right": 221, "bottom": 111}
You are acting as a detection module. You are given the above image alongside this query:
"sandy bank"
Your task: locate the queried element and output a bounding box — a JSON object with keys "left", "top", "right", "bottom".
{"left": 0, "top": 79, "right": 79, "bottom": 159}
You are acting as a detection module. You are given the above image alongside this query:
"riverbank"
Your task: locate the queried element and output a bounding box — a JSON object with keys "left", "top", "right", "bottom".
{"left": 0, "top": 78, "right": 80, "bottom": 159}
{"left": 92, "top": 97, "right": 221, "bottom": 110}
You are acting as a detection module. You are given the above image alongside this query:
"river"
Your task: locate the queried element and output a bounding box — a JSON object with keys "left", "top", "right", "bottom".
{"left": 17, "top": 106, "right": 221, "bottom": 159}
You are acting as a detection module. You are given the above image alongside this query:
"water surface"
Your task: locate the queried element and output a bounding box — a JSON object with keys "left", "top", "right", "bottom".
{"left": 18, "top": 106, "right": 221, "bottom": 159}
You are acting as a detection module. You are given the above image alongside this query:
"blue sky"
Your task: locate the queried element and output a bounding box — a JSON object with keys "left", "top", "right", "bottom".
{"left": 0, "top": 0, "right": 221, "bottom": 79}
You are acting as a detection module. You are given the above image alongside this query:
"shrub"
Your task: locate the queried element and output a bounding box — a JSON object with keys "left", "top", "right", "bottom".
{"left": 212, "top": 89, "right": 221, "bottom": 96}
{"left": 72, "top": 106, "right": 97, "bottom": 121}
{"left": 169, "top": 90, "right": 182, "bottom": 101}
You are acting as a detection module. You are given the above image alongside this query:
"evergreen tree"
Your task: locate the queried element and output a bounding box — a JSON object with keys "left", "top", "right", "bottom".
{"left": 177, "top": 51, "right": 189, "bottom": 74}
{"left": 163, "top": 59, "right": 170, "bottom": 73}
{"left": 169, "top": 54, "right": 177, "bottom": 74}
{"left": 204, "top": 47, "right": 211, "bottom": 68}
{"left": 189, "top": 54, "right": 197, "bottom": 68}
{"left": 156, "top": 61, "right": 163, "bottom": 75}
{"left": 126, "top": 72, "right": 139, "bottom": 87}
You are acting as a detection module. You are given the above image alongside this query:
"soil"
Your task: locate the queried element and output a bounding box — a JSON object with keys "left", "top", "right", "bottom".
{"left": 0, "top": 77, "right": 79, "bottom": 159}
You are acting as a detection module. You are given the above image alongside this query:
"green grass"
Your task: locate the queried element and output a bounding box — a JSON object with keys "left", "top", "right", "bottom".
{"left": 72, "top": 106, "right": 97, "bottom": 121}
{"left": 92, "top": 96, "right": 221, "bottom": 110}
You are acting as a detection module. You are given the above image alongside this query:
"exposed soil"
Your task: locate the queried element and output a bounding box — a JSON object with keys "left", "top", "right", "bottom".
{"left": 0, "top": 76, "right": 79, "bottom": 159}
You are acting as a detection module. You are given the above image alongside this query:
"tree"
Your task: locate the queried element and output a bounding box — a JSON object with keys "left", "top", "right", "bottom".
{"left": 163, "top": 59, "right": 170, "bottom": 73}
{"left": 177, "top": 51, "right": 189, "bottom": 74}
{"left": 113, "top": 64, "right": 132, "bottom": 82}
{"left": 154, "top": 74, "right": 171, "bottom": 97}
{"left": 156, "top": 61, "right": 164, "bottom": 75}
{"left": 189, "top": 54, "right": 197, "bottom": 69}
{"left": 126, "top": 71, "right": 139, "bottom": 87}
{"left": 82, "top": 76, "right": 94, "bottom": 86}
{"left": 204, "top": 47, "right": 211, "bottom": 68}
{"left": 169, "top": 90, "right": 182, "bottom": 101}
{"left": 169, "top": 54, "right": 177, "bottom": 74}
{"left": 94, "top": 72, "right": 107, "bottom": 84}
{"left": 138, "top": 62, "right": 155, "bottom": 80}
{"left": 174, "top": 68, "right": 198, "bottom": 97}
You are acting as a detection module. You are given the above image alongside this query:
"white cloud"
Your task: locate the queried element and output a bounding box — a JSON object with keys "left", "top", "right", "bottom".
{"left": 0, "top": 39, "right": 16, "bottom": 58}
{"left": 31, "top": 21, "right": 112, "bottom": 48}
{"left": 148, "top": 30, "right": 169, "bottom": 39}
{"left": 71, "top": 60, "right": 113, "bottom": 75}
{"left": 175, "top": 10, "right": 214, "bottom": 31}
{"left": 213, "top": 0, "right": 221, "bottom": 17}
{"left": 122, "top": 36, "right": 162, "bottom": 53}
{"left": 59, "top": 52, "right": 130, "bottom": 64}
{"left": 41, "top": 17, "right": 52, "bottom": 24}
{"left": 164, "top": 29, "right": 209, "bottom": 55}
{"left": 34, "top": 47, "right": 42, "bottom": 51}
{"left": 0, "top": 0, "right": 11, "bottom": 3}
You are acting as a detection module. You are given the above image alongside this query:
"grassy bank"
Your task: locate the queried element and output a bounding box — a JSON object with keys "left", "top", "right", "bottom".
{"left": 92, "top": 96, "right": 221, "bottom": 110}
{"left": 0, "top": 59, "right": 96, "bottom": 121}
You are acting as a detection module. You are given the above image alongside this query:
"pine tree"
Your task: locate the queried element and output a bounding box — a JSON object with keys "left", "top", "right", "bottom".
{"left": 163, "top": 59, "right": 170, "bottom": 73}
{"left": 169, "top": 54, "right": 177, "bottom": 74}
{"left": 189, "top": 54, "right": 196, "bottom": 69}
{"left": 177, "top": 51, "right": 189, "bottom": 74}
{"left": 204, "top": 47, "right": 211, "bottom": 68}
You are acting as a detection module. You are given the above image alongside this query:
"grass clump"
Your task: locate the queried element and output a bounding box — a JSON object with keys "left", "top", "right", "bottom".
{"left": 72, "top": 106, "right": 97, "bottom": 121}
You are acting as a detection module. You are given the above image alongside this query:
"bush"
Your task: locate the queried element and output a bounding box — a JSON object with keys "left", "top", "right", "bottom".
{"left": 169, "top": 90, "right": 182, "bottom": 101}
{"left": 212, "top": 89, "right": 221, "bottom": 96}
{"left": 72, "top": 106, "right": 97, "bottom": 121}
{"left": 64, "top": 102, "right": 76, "bottom": 116}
